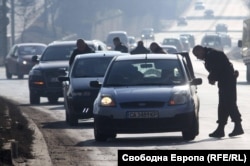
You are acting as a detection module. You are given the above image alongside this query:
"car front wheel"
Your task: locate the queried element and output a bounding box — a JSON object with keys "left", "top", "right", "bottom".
{"left": 48, "top": 96, "right": 58, "bottom": 104}
{"left": 94, "top": 120, "right": 109, "bottom": 142}
{"left": 182, "top": 115, "right": 199, "bottom": 141}
{"left": 30, "top": 91, "right": 40, "bottom": 104}
{"left": 5, "top": 67, "right": 12, "bottom": 79}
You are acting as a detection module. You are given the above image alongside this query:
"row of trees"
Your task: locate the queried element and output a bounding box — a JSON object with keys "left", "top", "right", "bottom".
{"left": 11, "top": 0, "right": 192, "bottom": 43}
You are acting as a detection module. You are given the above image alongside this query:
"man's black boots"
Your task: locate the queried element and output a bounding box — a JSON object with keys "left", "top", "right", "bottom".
{"left": 229, "top": 122, "right": 244, "bottom": 137}
{"left": 209, "top": 124, "right": 225, "bottom": 138}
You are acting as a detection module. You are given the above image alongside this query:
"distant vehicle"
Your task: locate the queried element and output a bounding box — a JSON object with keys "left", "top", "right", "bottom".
{"left": 194, "top": 1, "right": 205, "bottom": 10}
{"left": 90, "top": 53, "right": 202, "bottom": 142}
{"left": 204, "top": 9, "right": 214, "bottom": 18}
{"left": 141, "top": 28, "right": 155, "bottom": 40}
{"left": 162, "top": 37, "right": 183, "bottom": 52}
{"left": 217, "top": 33, "right": 232, "bottom": 47}
{"left": 161, "top": 45, "right": 178, "bottom": 54}
{"left": 238, "top": 18, "right": 250, "bottom": 82}
{"left": 177, "top": 17, "right": 188, "bottom": 26}
{"left": 179, "top": 36, "right": 190, "bottom": 52}
{"left": 180, "top": 34, "right": 195, "bottom": 48}
{"left": 58, "top": 51, "right": 126, "bottom": 126}
{"left": 5, "top": 43, "right": 47, "bottom": 79}
{"left": 106, "top": 31, "right": 129, "bottom": 51}
{"left": 201, "top": 34, "right": 224, "bottom": 51}
{"left": 128, "top": 36, "right": 137, "bottom": 50}
{"left": 215, "top": 24, "right": 228, "bottom": 33}
{"left": 28, "top": 40, "right": 102, "bottom": 105}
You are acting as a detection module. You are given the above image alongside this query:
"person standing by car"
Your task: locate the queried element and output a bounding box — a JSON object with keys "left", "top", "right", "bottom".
{"left": 192, "top": 45, "right": 244, "bottom": 138}
{"left": 113, "top": 37, "right": 128, "bottom": 53}
{"left": 130, "top": 40, "right": 150, "bottom": 54}
{"left": 69, "top": 39, "right": 94, "bottom": 66}
{"left": 149, "top": 42, "right": 167, "bottom": 54}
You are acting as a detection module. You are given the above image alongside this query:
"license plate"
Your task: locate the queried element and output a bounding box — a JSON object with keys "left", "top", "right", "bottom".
{"left": 127, "top": 111, "right": 159, "bottom": 119}
{"left": 50, "top": 77, "right": 59, "bottom": 82}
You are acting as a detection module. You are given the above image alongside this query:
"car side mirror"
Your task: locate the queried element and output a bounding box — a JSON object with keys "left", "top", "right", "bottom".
{"left": 90, "top": 81, "right": 102, "bottom": 88}
{"left": 31, "top": 55, "right": 39, "bottom": 63}
{"left": 58, "top": 76, "right": 69, "bottom": 82}
{"left": 190, "top": 78, "right": 202, "bottom": 85}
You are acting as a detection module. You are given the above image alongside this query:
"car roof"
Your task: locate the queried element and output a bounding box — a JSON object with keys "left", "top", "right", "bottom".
{"left": 113, "top": 54, "right": 180, "bottom": 61}
{"left": 47, "top": 40, "right": 95, "bottom": 46}
{"left": 75, "top": 51, "right": 127, "bottom": 60}
{"left": 15, "top": 43, "right": 47, "bottom": 46}
{"left": 108, "top": 31, "right": 127, "bottom": 34}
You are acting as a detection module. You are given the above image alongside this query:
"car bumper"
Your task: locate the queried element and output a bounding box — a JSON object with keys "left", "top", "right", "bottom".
{"left": 66, "top": 97, "right": 95, "bottom": 118}
{"left": 94, "top": 112, "right": 195, "bottom": 133}
{"left": 29, "top": 87, "right": 63, "bottom": 98}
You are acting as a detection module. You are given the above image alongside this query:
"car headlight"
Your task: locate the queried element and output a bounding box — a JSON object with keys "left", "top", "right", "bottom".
{"left": 22, "top": 60, "right": 27, "bottom": 65}
{"left": 29, "top": 69, "right": 42, "bottom": 76}
{"left": 100, "top": 96, "right": 116, "bottom": 107}
{"left": 168, "top": 91, "right": 188, "bottom": 105}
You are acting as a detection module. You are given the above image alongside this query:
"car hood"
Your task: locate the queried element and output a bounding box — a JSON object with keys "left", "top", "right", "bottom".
{"left": 71, "top": 77, "right": 104, "bottom": 89}
{"left": 33, "top": 61, "right": 68, "bottom": 70}
{"left": 101, "top": 85, "right": 189, "bottom": 102}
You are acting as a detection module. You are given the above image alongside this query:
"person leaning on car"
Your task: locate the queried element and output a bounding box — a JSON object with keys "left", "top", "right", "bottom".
{"left": 69, "top": 39, "right": 94, "bottom": 66}
{"left": 130, "top": 40, "right": 150, "bottom": 54}
{"left": 149, "top": 42, "right": 167, "bottom": 54}
{"left": 113, "top": 37, "right": 129, "bottom": 53}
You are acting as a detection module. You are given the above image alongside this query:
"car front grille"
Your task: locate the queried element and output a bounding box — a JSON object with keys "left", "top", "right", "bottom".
{"left": 44, "top": 69, "right": 66, "bottom": 87}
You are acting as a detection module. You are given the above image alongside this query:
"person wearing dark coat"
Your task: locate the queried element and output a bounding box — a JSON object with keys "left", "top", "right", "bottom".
{"left": 192, "top": 45, "right": 244, "bottom": 138}
{"left": 130, "top": 41, "right": 150, "bottom": 54}
{"left": 149, "top": 42, "right": 167, "bottom": 54}
{"left": 113, "top": 37, "right": 128, "bottom": 53}
{"left": 69, "top": 39, "right": 94, "bottom": 66}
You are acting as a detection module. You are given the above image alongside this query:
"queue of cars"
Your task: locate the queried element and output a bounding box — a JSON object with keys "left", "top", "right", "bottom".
{"left": 5, "top": 30, "right": 202, "bottom": 142}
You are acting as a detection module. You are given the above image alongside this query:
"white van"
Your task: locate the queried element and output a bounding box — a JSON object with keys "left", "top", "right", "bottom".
{"left": 106, "top": 31, "right": 129, "bottom": 51}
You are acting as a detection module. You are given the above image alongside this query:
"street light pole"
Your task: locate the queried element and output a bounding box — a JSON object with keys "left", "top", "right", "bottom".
{"left": 11, "top": 0, "right": 15, "bottom": 45}
{"left": 0, "top": 0, "right": 8, "bottom": 65}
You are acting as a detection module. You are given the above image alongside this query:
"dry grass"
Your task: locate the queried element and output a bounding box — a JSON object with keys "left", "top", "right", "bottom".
{"left": 0, "top": 96, "right": 34, "bottom": 164}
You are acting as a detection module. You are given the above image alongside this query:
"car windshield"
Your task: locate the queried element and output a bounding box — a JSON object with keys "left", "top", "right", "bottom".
{"left": 72, "top": 57, "right": 113, "bottom": 78}
{"left": 40, "top": 45, "right": 76, "bottom": 61}
{"left": 18, "top": 45, "right": 46, "bottom": 56}
{"left": 105, "top": 59, "right": 186, "bottom": 86}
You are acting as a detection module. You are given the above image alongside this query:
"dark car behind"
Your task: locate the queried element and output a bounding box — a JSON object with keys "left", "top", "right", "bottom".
{"left": 28, "top": 40, "right": 102, "bottom": 104}
{"left": 5, "top": 43, "right": 47, "bottom": 79}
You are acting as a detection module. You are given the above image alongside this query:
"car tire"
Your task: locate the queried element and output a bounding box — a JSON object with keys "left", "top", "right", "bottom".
{"left": 68, "top": 112, "right": 78, "bottom": 126}
{"left": 30, "top": 91, "right": 40, "bottom": 104}
{"left": 48, "top": 96, "right": 58, "bottom": 104}
{"left": 5, "top": 67, "right": 12, "bottom": 79}
{"left": 94, "top": 120, "right": 108, "bottom": 142}
{"left": 182, "top": 115, "right": 199, "bottom": 141}
{"left": 18, "top": 74, "right": 24, "bottom": 79}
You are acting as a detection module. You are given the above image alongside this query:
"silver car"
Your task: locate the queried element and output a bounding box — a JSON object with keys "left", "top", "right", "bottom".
{"left": 91, "top": 53, "right": 202, "bottom": 142}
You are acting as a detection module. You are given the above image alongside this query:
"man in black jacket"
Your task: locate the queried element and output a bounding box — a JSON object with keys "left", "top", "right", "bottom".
{"left": 130, "top": 41, "right": 150, "bottom": 54}
{"left": 69, "top": 39, "right": 94, "bottom": 66}
{"left": 192, "top": 45, "right": 244, "bottom": 138}
{"left": 113, "top": 37, "right": 128, "bottom": 53}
